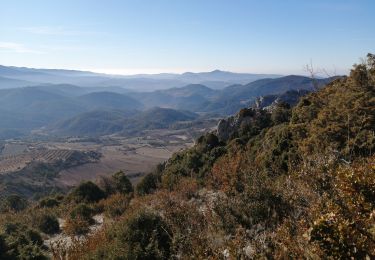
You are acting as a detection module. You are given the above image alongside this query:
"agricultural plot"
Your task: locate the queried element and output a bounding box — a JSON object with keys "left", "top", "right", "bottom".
{"left": 1, "top": 143, "right": 28, "bottom": 156}
{"left": 56, "top": 130, "right": 194, "bottom": 186}
{"left": 0, "top": 149, "right": 77, "bottom": 174}
{"left": 0, "top": 123, "right": 213, "bottom": 195}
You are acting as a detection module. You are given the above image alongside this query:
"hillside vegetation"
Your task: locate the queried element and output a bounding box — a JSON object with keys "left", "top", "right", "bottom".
{"left": 0, "top": 55, "right": 374, "bottom": 259}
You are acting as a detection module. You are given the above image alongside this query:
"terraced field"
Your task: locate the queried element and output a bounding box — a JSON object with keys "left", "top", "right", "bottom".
{"left": 0, "top": 149, "right": 76, "bottom": 174}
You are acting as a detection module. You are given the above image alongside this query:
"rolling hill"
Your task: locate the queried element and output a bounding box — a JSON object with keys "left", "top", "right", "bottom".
{"left": 48, "top": 107, "right": 199, "bottom": 136}
{"left": 0, "top": 76, "right": 35, "bottom": 89}
{"left": 49, "top": 110, "right": 134, "bottom": 136}
{"left": 0, "top": 73, "right": 338, "bottom": 138}
{"left": 77, "top": 92, "right": 143, "bottom": 110}
{"left": 129, "top": 84, "right": 216, "bottom": 110}
{"left": 131, "top": 75, "right": 338, "bottom": 115}
{"left": 0, "top": 88, "right": 144, "bottom": 137}
{"left": 199, "top": 75, "right": 339, "bottom": 114}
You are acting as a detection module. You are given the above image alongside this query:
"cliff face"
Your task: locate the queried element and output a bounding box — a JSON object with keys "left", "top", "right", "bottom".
{"left": 216, "top": 114, "right": 239, "bottom": 142}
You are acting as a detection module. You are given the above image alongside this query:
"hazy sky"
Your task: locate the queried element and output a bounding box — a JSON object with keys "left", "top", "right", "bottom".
{"left": 1, "top": 0, "right": 374, "bottom": 75}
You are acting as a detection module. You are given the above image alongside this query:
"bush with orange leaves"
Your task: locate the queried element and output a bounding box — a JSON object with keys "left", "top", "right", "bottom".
{"left": 308, "top": 156, "right": 375, "bottom": 258}
{"left": 208, "top": 151, "right": 243, "bottom": 194}
{"left": 98, "top": 193, "right": 132, "bottom": 218}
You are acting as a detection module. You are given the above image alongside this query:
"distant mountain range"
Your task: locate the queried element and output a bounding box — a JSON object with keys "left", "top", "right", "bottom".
{"left": 0, "top": 65, "right": 340, "bottom": 139}
{"left": 0, "top": 65, "right": 281, "bottom": 91}
{"left": 130, "top": 75, "right": 338, "bottom": 115}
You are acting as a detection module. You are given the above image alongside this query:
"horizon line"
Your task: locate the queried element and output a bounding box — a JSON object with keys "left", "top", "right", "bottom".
{"left": 0, "top": 63, "right": 286, "bottom": 76}
{"left": 1, "top": 63, "right": 341, "bottom": 77}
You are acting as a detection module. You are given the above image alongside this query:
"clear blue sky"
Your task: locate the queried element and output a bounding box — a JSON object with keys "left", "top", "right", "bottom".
{"left": 1, "top": 0, "right": 374, "bottom": 75}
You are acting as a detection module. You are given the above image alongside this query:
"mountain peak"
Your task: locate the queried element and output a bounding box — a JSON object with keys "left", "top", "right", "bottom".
{"left": 210, "top": 69, "right": 225, "bottom": 73}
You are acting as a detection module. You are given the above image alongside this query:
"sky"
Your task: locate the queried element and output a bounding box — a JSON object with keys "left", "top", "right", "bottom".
{"left": 0, "top": 0, "right": 374, "bottom": 75}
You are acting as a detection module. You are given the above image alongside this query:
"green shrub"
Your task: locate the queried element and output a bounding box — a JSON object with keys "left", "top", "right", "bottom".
{"left": 271, "top": 102, "right": 291, "bottom": 124}
{"left": 0, "top": 223, "right": 46, "bottom": 259}
{"left": 236, "top": 109, "right": 272, "bottom": 142}
{"left": 70, "top": 203, "right": 94, "bottom": 224}
{"left": 39, "top": 197, "right": 60, "bottom": 208}
{"left": 197, "top": 132, "right": 220, "bottom": 150}
{"left": 70, "top": 181, "right": 106, "bottom": 203}
{"left": 35, "top": 214, "right": 60, "bottom": 235}
{"left": 110, "top": 211, "right": 171, "bottom": 259}
{"left": 17, "top": 243, "right": 48, "bottom": 260}
{"left": 112, "top": 171, "right": 133, "bottom": 195}
{"left": 0, "top": 195, "right": 28, "bottom": 212}
{"left": 97, "top": 176, "right": 116, "bottom": 195}
{"left": 64, "top": 203, "right": 95, "bottom": 235}
{"left": 0, "top": 234, "right": 11, "bottom": 259}
{"left": 238, "top": 107, "right": 255, "bottom": 118}
{"left": 68, "top": 210, "right": 172, "bottom": 258}
{"left": 310, "top": 213, "right": 369, "bottom": 259}
{"left": 136, "top": 173, "right": 159, "bottom": 196}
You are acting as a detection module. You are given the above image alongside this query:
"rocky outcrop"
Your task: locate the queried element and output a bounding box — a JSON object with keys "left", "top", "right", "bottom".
{"left": 216, "top": 108, "right": 257, "bottom": 142}
{"left": 217, "top": 89, "right": 310, "bottom": 142}
{"left": 255, "top": 89, "right": 310, "bottom": 110}
{"left": 217, "top": 116, "right": 238, "bottom": 142}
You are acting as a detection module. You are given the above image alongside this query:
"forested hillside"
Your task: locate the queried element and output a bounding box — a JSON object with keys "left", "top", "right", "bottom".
{"left": 0, "top": 55, "right": 374, "bottom": 259}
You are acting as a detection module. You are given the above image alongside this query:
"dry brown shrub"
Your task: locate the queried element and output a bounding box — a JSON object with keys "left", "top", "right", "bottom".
{"left": 63, "top": 216, "right": 91, "bottom": 236}
{"left": 97, "top": 193, "right": 132, "bottom": 219}
{"left": 208, "top": 152, "right": 243, "bottom": 193}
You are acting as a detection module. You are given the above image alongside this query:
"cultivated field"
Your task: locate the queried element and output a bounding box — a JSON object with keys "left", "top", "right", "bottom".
{"left": 0, "top": 145, "right": 76, "bottom": 174}
{"left": 56, "top": 129, "right": 195, "bottom": 186}
{"left": 0, "top": 127, "right": 202, "bottom": 187}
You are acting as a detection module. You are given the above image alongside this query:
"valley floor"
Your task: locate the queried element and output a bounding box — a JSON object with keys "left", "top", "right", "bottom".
{"left": 0, "top": 128, "right": 200, "bottom": 192}
{"left": 56, "top": 133, "right": 193, "bottom": 186}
